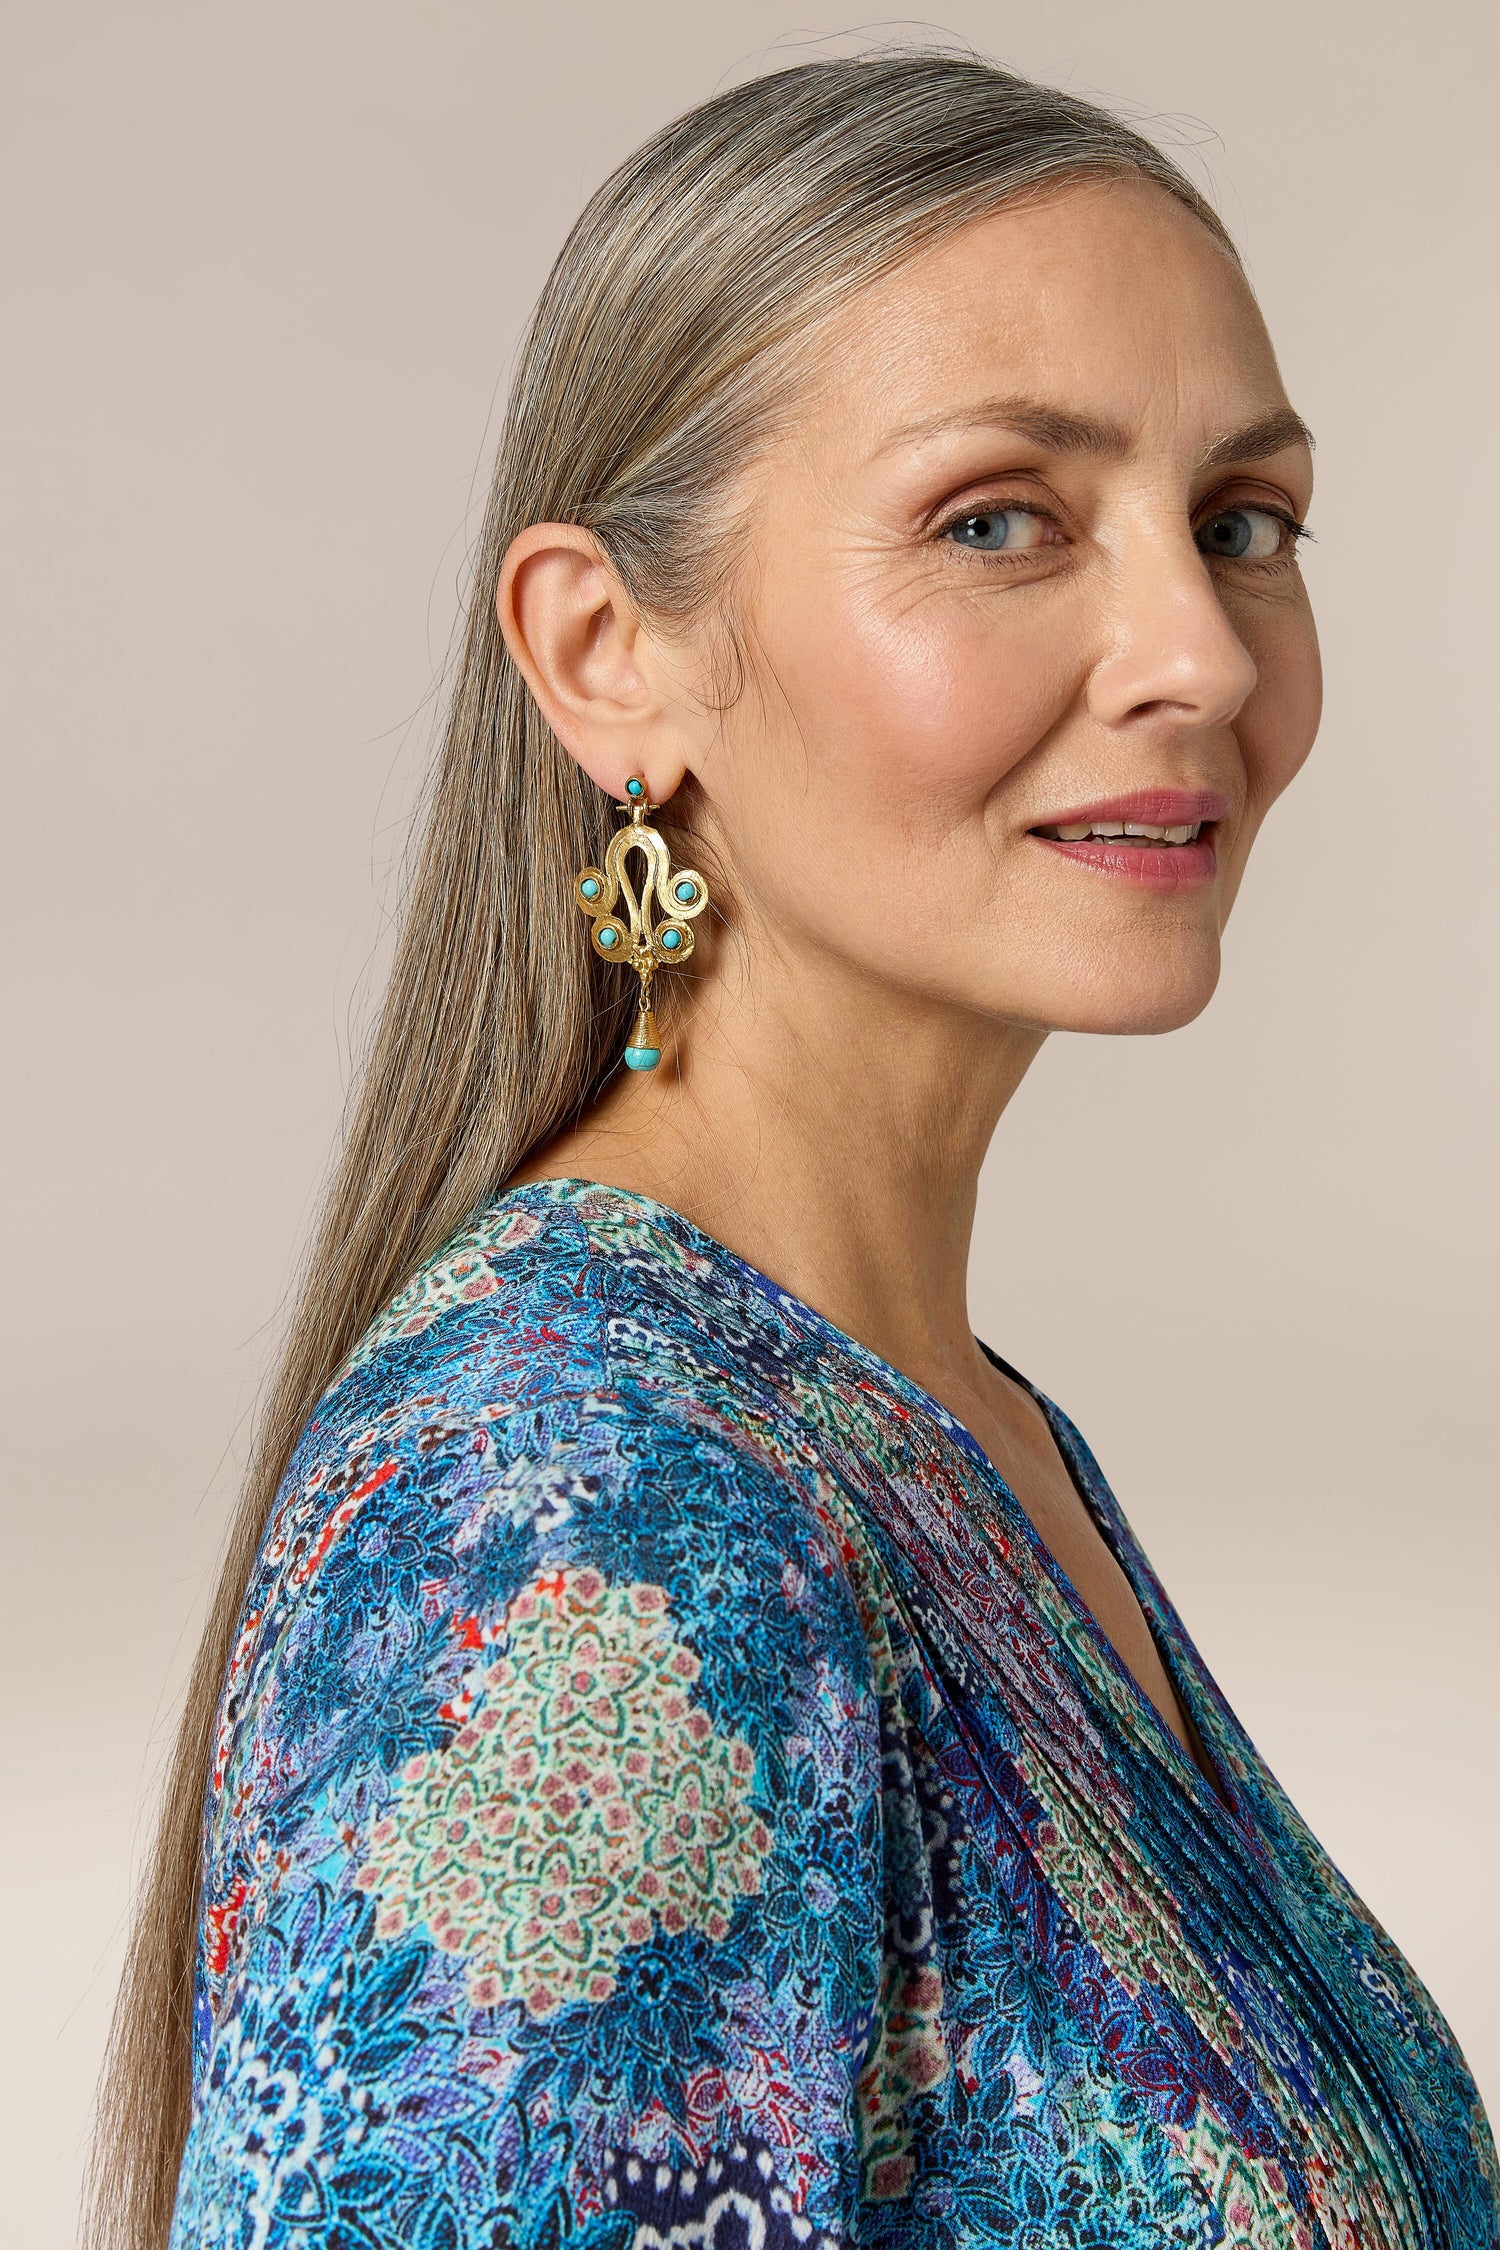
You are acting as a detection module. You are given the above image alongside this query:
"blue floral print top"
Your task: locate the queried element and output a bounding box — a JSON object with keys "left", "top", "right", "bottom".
{"left": 174, "top": 1178, "right": 1498, "bottom": 2250}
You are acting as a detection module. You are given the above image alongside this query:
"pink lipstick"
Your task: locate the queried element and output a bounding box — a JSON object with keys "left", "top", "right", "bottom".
{"left": 1029, "top": 788, "right": 1229, "bottom": 891}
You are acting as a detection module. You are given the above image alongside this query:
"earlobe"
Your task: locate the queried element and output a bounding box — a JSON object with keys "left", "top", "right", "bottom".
{"left": 495, "top": 524, "right": 689, "bottom": 805}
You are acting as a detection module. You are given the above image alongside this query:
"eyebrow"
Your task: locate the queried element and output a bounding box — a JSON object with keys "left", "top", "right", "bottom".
{"left": 877, "top": 394, "right": 1315, "bottom": 467}
{"left": 1200, "top": 407, "right": 1315, "bottom": 466}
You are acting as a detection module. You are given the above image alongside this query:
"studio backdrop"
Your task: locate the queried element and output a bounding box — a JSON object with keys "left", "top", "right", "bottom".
{"left": 4, "top": 7, "right": 1495, "bottom": 2246}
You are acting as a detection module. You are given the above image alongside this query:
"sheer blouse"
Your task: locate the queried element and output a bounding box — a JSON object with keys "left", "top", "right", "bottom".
{"left": 172, "top": 1177, "right": 1499, "bottom": 2249}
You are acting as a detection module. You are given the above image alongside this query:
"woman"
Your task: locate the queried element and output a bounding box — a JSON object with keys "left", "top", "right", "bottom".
{"left": 92, "top": 51, "right": 1497, "bottom": 2250}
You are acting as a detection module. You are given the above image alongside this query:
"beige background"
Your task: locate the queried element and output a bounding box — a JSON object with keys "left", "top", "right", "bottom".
{"left": 5, "top": 3, "right": 1496, "bottom": 2242}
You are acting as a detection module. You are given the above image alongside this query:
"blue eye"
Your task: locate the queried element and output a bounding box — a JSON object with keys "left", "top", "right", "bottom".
{"left": 1196, "top": 506, "right": 1295, "bottom": 561}
{"left": 946, "top": 508, "right": 1050, "bottom": 552}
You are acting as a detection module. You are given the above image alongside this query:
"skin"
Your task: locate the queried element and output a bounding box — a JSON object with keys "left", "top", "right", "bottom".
{"left": 498, "top": 177, "right": 1321, "bottom": 1773}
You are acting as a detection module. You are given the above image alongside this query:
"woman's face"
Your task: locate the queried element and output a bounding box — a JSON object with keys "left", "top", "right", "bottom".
{"left": 687, "top": 177, "right": 1320, "bottom": 1040}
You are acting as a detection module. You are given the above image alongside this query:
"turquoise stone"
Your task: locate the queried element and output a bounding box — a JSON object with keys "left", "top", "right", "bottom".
{"left": 598, "top": 926, "right": 618, "bottom": 948}
{"left": 661, "top": 927, "right": 683, "bottom": 951}
{"left": 580, "top": 877, "right": 600, "bottom": 900}
{"left": 626, "top": 777, "right": 645, "bottom": 798}
{"left": 675, "top": 880, "right": 696, "bottom": 902}
{"left": 624, "top": 1044, "right": 661, "bottom": 1071}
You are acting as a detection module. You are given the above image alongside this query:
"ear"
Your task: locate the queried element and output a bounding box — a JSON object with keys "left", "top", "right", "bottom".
{"left": 496, "top": 523, "right": 692, "bottom": 803}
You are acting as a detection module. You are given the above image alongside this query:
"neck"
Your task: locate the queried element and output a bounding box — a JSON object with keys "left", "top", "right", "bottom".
{"left": 517, "top": 944, "right": 1045, "bottom": 1390}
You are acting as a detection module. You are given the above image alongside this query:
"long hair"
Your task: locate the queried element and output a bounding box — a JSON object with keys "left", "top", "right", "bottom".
{"left": 86, "top": 49, "right": 1234, "bottom": 2248}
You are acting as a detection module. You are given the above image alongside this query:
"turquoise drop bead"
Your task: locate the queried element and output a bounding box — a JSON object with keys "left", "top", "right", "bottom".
{"left": 580, "top": 877, "right": 600, "bottom": 900}
{"left": 661, "top": 927, "right": 683, "bottom": 951}
{"left": 624, "top": 1045, "right": 661, "bottom": 1071}
{"left": 598, "top": 926, "right": 618, "bottom": 948}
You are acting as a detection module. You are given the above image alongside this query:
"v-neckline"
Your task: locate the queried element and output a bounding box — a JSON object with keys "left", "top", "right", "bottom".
{"left": 500, "top": 1176, "right": 1254, "bottom": 1843}
{"left": 973, "top": 1340, "right": 1243, "bottom": 1824}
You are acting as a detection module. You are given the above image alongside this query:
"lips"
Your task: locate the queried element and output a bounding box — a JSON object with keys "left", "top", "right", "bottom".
{"left": 1032, "top": 788, "right": 1232, "bottom": 832}
{"left": 1027, "top": 789, "right": 1230, "bottom": 892}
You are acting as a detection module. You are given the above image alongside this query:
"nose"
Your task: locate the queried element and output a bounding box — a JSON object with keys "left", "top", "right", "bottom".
{"left": 1086, "top": 529, "right": 1258, "bottom": 733}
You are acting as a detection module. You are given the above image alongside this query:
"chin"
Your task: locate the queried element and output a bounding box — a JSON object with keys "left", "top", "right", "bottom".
{"left": 1014, "top": 948, "right": 1224, "bottom": 1039}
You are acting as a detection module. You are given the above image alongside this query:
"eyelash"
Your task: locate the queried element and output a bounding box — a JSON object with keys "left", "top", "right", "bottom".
{"left": 934, "top": 498, "right": 1314, "bottom": 566}
{"left": 933, "top": 499, "right": 1062, "bottom": 550}
{"left": 1213, "top": 505, "right": 1313, "bottom": 545}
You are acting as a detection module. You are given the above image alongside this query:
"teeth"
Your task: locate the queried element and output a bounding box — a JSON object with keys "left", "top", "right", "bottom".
{"left": 1045, "top": 819, "right": 1203, "bottom": 845}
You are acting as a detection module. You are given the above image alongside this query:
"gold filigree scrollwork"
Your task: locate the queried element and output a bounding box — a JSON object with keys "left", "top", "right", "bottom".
{"left": 573, "top": 782, "right": 709, "bottom": 1070}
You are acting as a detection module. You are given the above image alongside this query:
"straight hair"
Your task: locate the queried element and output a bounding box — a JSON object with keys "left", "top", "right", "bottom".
{"left": 86, "top": 48, "right": 1235, "bottom": 2248}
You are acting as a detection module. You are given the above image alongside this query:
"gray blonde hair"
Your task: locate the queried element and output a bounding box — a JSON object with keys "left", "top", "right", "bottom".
{"left": 88, "top": 49, "right": 1234, "bottom": 2247}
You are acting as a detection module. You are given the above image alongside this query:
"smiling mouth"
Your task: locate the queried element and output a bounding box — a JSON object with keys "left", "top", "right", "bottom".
{"left": 1031, "top": 818, "right": 1204, "bottom": 846}
{"left": 1025, "top": 798, "right": 1223, "bottom": 890}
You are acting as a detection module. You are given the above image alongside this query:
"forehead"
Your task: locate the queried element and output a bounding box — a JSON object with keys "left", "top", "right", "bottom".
{"left": 795, "top": 177, "right": 1287, "bottom": 457}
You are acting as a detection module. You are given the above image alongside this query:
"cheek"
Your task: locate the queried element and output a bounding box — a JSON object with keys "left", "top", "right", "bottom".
{"left": 766, "top": 570, "right": 1078, "bottom": 822}
{"left": 1237, "top": 598, "right": 1323, "bottom": 818}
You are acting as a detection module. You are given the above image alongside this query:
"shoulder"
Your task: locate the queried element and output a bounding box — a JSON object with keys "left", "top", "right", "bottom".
{"left": 285, "top": 1176, "right": 793, "bottom": 1487}
{"left": 184, "top": 1200, "right": 893, "bottom": 2250}
{"left": 305, "top": 1175, "right": 786, "bottom": 1447}
{"left": 284, "top": 1178, "right": 841, "bottom": 1559}
{"left": 201, "top": 1182, "right": 883, "bottom": 2031}
{"left": 228, "top": 1182, "right": 877, "bottom": 1814}
{"left": 321, "top": 1180, "right": 614, "bottom": 1415}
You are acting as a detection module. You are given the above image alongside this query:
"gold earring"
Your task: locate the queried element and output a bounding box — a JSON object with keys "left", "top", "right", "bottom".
{"left": 574, "top": 776, "right": 709, "bottom": 1071}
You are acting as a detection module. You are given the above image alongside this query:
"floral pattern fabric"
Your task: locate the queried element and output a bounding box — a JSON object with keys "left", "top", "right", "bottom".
{"left": 173, "top": 1178, "right": 1499, "bottom": 2250}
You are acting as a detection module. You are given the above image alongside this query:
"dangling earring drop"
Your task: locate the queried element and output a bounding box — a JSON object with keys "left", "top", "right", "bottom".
{"left": 574, "top": 776, "right": 709, "bottom": 1071}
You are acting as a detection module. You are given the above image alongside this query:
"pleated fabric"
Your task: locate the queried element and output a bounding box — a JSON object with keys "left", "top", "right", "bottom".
{"left": 172, "top": 1178, "right": 1499, "bottom": 2250}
